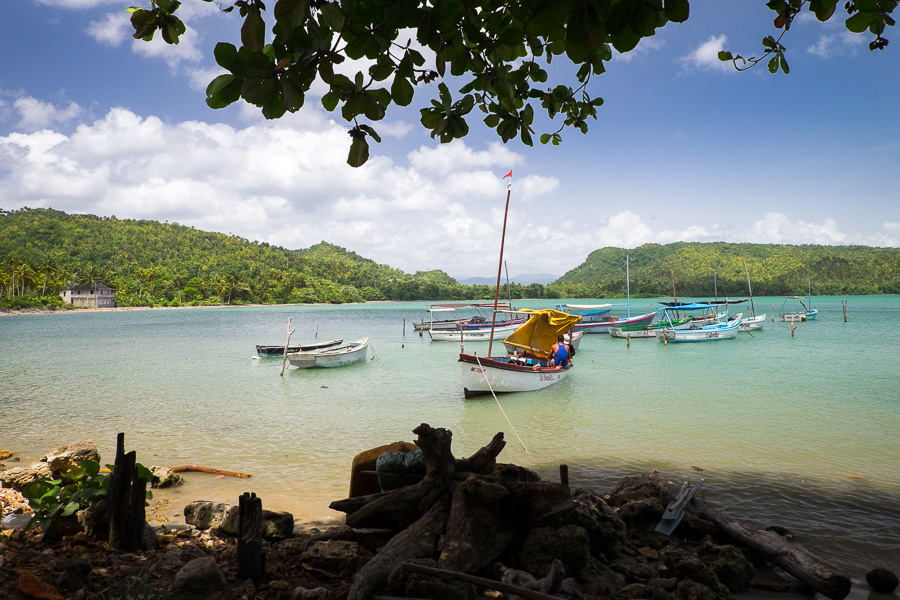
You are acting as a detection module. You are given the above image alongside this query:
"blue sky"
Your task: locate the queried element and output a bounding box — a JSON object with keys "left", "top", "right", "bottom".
{"left": 1, "top": 1, "right": 898, "bottom": 279}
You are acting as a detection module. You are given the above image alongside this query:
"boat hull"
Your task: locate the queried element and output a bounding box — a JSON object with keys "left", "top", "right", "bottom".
{"left": 740, "top": 314, "right": 767, "bottom": 330}
{"left": 656, "top": 316, "right": 742, "bottom": 343}
{"left": 287, "top": 338, "right": 369, "bottom": 368}
{"left": 459, "top": 353, "right": 572, "bottom": 398}
{"left": 578, "top": 312, "right": 656, "bottom": 334}
{"left": 256, "top": 339, "right": 342, "bottom": 356}
{"left": 429, "top": 323, "right": 520, "bottom": 341}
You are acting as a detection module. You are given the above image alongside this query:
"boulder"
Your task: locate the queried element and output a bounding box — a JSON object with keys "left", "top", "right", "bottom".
{"left": 519, "top": 524, "right": 591, "bottom": 578}
{"left": 42, "top": 440, "right": 100, "bottom": 479}
{"left": 866, "top": 567, "right": 899, "bottom": 593}
{"left": 300, "top": 540, "right": 373, "bottom": 578}
{"left": 183, "top": 500, "right": 294, "bottom": 540}
{"left": 148, "top": 466, "right": 184, "bottom": 489}
{"left": 660, "top": 546, "right": 729, "bottom": 597}
{"left": 694, "top": 536, "right": 754, "bottom": 592}
{"left": 173, "top": 556, "right": 227, "bottom": 594}
{"left": 0, "top": 464, "right": 52, "bottom": 491}
{"left": 546, "top": 487, "right": 627, "bottom": 559}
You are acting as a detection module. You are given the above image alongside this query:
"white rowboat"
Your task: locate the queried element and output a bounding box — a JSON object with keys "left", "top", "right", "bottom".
{"left": 287, "top": 337, "right": 370, "bottom": 368}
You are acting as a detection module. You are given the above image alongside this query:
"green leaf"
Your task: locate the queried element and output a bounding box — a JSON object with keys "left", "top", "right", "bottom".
{"left": 347, "top": 136, "right": 369, "bottom": 167}
{"left": 717, "top": 50, "right": 733, "bottom": 61}
{"left": 214, "top": 42, "right": 238, "bottom": 69}
{"left": 61, "top": 501, "right": 80, "bottom": 518}
{"left": 206, "top": 74, "right": 242, "bottom": 109}
{"left": 845, "top": 11, "right": 877, "bottom": 34}
{"left": 358, "top": 124, "right": 381, "bottom": 143}
{"left": 665, "top": 0, "right": 690, "bottom": 23}
{"left": 242, "top": 3, "right": 266, "bottom": 52}
{"left": 321, "top": 90, "right": 339, "bottom": 112}
{"left": 78, "top": 460, "right": 101, "bottom": 479}
{"left": 768, "top": 55, "right": 778, "bottom": 73}
{"left": 779, "top": 55, "right": 790, "bottom": 74}
{"left": 273, "top": 0, "right": 310, "bottom": 31}
{"left": 281, "top": 76, "right": 305, "bottom": 111}
{"left": 320, "top": 2, "right": 345, "bottom": 30}
{"left": 565, "top": 2, "right": 606, "bottom": 63}
{"left": 391, "top": 76, "right": 415, "bottom": 107}
{"left": 231, "top": 47, "right": 274, "bottom": 78}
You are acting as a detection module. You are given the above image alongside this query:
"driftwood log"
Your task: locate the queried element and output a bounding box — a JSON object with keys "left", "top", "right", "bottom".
{"left": 329, "top": 424, "right": 575, "bottom": 600}
{"left": 646, "top": 471, "right": 851, "bottom": 600}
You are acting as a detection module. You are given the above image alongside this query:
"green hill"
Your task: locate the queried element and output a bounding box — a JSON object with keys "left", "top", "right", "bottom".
{"left": 552, "top": 242, "right": 900, "bottom": 298}
{"left": 2, "top": 208, "right": 898, "bottom": 309}
{"left": 0, "top": 207, "right": 494, "bottom": 308}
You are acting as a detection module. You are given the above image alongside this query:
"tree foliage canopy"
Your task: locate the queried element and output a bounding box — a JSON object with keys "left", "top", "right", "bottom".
{"left": 128, "top": 0, "right": 895, "bottom": 166}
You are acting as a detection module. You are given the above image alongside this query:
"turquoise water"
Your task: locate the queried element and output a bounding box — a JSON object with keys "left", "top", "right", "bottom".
{"left": 1, "top": 296, "right": 898, "bottom": 585}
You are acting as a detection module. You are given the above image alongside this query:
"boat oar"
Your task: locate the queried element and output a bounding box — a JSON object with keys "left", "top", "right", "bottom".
{"left": 655, "top": 478, "right": 704, "bottom": 535}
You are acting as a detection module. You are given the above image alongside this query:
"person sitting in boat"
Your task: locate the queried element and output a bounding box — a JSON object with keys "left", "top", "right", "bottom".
{"left": 549, "top": 335, "right": 570, "bottom": 368}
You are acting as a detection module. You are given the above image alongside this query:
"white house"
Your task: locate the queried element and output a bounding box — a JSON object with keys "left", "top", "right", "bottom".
{"left": 60, "top": 283, "right": 116, "bottom": 308}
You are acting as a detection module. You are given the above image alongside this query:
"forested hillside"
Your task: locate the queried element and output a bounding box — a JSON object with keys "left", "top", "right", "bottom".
{"left": 0, "top": 208, "right": 494, "bottom": 308}
{"left": 554, "top": 243, "right": 900, "bottom": 298}
{"left": 1, "top": 208, "right": 897, "bottom": 310}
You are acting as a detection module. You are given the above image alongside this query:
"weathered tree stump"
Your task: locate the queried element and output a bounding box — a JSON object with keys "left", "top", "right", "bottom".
{"left": 107, "top": 433, "right": 147, "bottom": 551}
{"left": 237, "top": 492, "right": 265, "bottom": 581}
{"left": 329, "top": 423, "right": 575, "bottom": 600}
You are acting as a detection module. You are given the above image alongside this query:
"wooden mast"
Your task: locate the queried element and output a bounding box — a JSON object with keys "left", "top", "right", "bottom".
{"left": 487, "top": 174, "right": 512, "bottom": 357}
{"left": 743, "top": 258, "right": 756, "bottom": 318}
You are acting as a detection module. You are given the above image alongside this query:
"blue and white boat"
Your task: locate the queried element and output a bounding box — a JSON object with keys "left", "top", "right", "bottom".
{"left": 654, "top": 303, "right": 743, "bottom": 343}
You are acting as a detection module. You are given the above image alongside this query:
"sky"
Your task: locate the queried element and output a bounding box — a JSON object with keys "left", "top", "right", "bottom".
{"left": 1, "top": 1, "right": 898, "bottom": 279}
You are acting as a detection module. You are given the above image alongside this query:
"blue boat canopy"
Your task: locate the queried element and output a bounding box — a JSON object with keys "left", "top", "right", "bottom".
{"left": 652, "top": 303, "right": 718, "bottom": 311}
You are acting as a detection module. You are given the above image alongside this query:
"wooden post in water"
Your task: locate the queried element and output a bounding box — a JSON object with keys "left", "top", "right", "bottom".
{"left": 842, "top": 300, "right": 848, "bottom": 322}
{"left": 771, "top": 305, "right": 775, "bottom": 321}
{"left": 280, "top": 317, "right": 295, "bottom": 377}
{"left": 402, "top": 318, "right": 406, "bottom": 336}
{"left": 237, "top": 492, "right": 265, "bottom": 581}
{"left": 791, "top": 320, "right": 796, "bottom": 337}
{"left": 108, "top": 433, "right": 147, "bottom": 551}
{"left": 559, "top": 464, "right": 569, "bottom": 486}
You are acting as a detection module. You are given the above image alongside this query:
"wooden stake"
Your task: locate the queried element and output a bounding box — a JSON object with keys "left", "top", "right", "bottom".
{"left": 559, "top": 464, "right": 569, "bottom": 486}
{"left": 280, "top": 317, "right": 295, "bottom": 377}
{"left": 842, "top": 300, "right": 848, "bottom": 322}
{"left": 108, "top": 433, "right": 147, "bottom": 551}
{"left": 237, "top": 492, "right": 265, "bottom": 581}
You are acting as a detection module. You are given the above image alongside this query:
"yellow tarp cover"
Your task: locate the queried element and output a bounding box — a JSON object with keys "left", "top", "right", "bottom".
{"left": 503, "top": 308, "right": 582, "bottom": 359}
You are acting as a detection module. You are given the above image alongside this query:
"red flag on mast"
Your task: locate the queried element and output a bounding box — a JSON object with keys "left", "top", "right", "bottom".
{"left": 502, "top": 170, "right": 512, "bottom": 179}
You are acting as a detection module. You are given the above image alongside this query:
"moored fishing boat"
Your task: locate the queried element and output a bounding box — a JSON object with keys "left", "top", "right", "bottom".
{"left": 287, "top": 337, "right": 370, "bottom": 368}
{"left": 609, "top": 316, "right": 692, "bottom": 339}
{"left": 429, "top": 321, "right": 522, "bottom": 342}
{"left": 412, "top": 303, "right": 507, "bottom": 331}
{"left": 461, "top": 308, "right": 581, "bottom": 398}
{"left": 458, "top": 171, "right": 582, "bottom": 398}
{"left": 256, "top": 339, "right": 343, "bottom": 356}
{"left": 654, "top": 304, "right": 743, "bottom": 343}
{"left": 780, "top": 290, "right": 818, "bottom": 321}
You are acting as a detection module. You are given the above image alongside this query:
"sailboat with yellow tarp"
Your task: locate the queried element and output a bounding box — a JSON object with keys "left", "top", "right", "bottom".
{"left": 456, "top": 170, "right": 582, "bottom": 398}
{"left": 459, "top": 308, "right": 581, "bottom": 398}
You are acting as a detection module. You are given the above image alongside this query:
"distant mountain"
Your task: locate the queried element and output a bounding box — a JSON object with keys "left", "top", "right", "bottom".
{"left": 455, "top": 273, "right": 557, "bottom": 286}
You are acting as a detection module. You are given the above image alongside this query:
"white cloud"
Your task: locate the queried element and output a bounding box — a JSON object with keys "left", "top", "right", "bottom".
{"left": 85, "top": 11, "right": 131, "bottom": 46}
{"left": 681, "top": 34, "right": 733, "bottom": 72}
{"left": 750, "top": 212, "right": 847, "bottom": 244}
{"left": 806, "top": 30, "right": 866, "bottom": 58}
{"left": 13, "top": 96, "right": 83, "bottom": 132}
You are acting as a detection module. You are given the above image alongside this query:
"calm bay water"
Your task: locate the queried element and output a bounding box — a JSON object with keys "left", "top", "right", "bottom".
{"left": 2, "top": 296, "right": 898, "bottom": 589}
